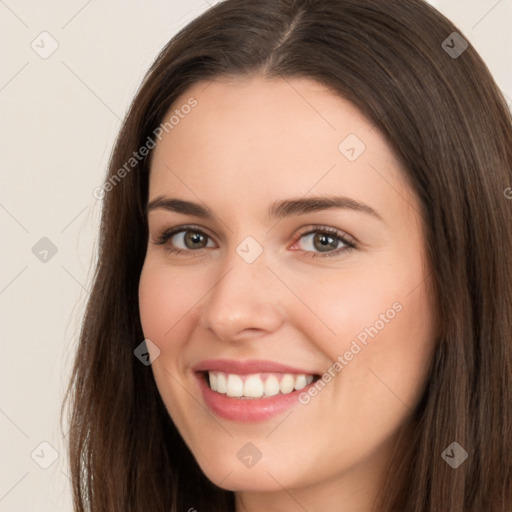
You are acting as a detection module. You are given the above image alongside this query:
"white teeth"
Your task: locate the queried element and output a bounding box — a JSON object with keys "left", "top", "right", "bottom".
{"left": 226, "top": 374, "right": 244, "bottom": 397}
{"left": 207, "top": 371, "right": 315, "bottom": 398}
{"left": 280, "top": 374, "right": 295, "bottom": 394}
{"left": 264, "top": 375, "right": 280, "bottom": 397}
{"left": 294, "top": 374, "right": 307, "bottom": 390}
{"left": 216, "top": 373, "right": 227, "bottom": 394}
{"left": 209, "top": 372, "right": 218, "bottom": 392}
{"left": 244, "top": 375, "right": 264, "bottom": 398}
{"left": 279, "top": 373, "right": 295, "bottom": 394}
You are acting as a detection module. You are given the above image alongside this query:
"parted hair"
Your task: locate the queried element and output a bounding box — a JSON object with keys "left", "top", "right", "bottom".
{"left": 63, "top": 1, "right": 512, "bottom": 510}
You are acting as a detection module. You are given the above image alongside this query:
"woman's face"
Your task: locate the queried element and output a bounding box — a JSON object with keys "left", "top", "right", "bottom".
{"left": 138, "top": 75, "right": 437, "bottom": 504}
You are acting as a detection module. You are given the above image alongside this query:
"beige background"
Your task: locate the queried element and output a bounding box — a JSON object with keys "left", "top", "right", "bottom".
{"left": 1, "top": 1, "right": 511, "bottom": 510}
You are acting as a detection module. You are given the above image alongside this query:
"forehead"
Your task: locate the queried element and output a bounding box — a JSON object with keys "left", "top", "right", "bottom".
{"left": 148, "top": 75, "right": 414, "bottom": 220}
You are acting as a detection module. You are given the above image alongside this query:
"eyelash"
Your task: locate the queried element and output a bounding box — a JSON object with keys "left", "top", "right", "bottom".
{"left": 153, "top": 224, "right": 356, "bottom": 259}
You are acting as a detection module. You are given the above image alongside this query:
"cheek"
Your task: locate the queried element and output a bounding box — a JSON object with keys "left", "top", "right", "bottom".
{"left": 286, "top": 263, "right": 412, "bottom": 355}
{"left": 289, "top": 253, "right": 436, "bottom": 398}
{"left": 282, "top": 261, "right": 436, "bottom": 466}
{"left": 138, "top": 262, "right": 206, "bottom": 436}
{"left": 138, "top": 262, "right": 201, "bottom": 353}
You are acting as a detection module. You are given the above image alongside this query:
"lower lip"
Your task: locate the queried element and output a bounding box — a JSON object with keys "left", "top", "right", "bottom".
{"left": 195, "top": 372, "right": 313, "bottom": 422}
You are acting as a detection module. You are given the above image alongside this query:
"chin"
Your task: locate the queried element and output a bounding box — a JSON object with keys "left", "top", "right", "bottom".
{"left": 195, "top": 454, "right": 302, "bottom": 492}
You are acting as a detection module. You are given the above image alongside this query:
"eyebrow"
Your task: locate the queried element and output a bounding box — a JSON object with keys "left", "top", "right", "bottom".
{"left": 147, "top": 195, "right": 383, "bottom": 222}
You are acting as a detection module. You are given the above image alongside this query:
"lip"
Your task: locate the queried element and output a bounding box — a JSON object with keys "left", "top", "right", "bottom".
{"left": 192, "top": 358, "right": 316, "bottom": 375}
{"left": 193, "top": 359, "right": 320, "bottom": 422}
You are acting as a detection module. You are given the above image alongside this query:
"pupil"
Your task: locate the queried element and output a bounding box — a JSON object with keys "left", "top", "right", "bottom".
{"left": 315, "top": 233, "right": 337, "bottom": 252}
{"left": 186, "top": 231, "right": 205, "bottom": 248}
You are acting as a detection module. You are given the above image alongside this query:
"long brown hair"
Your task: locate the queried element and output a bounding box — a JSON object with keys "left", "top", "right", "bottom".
{"left": 63, "top": 0, "right": 512, "bottom": 510}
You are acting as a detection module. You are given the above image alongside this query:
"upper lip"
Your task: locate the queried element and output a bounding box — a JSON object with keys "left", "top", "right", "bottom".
{"left": 192, "top": 358, "right": 318, "bottom": 375}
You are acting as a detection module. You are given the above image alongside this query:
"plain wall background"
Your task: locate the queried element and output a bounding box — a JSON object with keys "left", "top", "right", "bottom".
{"left": 1, "top": 0, "right": 511, "bottom": 510}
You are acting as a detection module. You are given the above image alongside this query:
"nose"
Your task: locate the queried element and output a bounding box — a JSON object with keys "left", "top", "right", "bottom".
{"left": 198, "top": 249, "right": 286, "bottom": 343}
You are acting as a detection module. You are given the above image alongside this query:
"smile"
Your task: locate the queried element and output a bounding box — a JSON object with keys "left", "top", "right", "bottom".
{"left": 207, "top": 371, "right": 314, "bottom": 398}
{"left": 193, "top": 359, "right": 321, "bottom": 421}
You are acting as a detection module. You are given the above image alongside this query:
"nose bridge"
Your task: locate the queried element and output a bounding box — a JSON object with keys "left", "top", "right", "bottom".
{"left": 199, "top": 240, "right": 285, "bottom": 341}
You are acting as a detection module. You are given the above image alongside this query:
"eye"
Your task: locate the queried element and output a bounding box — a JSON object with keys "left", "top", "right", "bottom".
{"left": 291, "top": 226, "right": 356, "bottom": 258}
{"left": 153, "top": 225, "right": 215, "bottom": 255}
{"left": 153, "top": 224, "right": 356, "bottom": 258}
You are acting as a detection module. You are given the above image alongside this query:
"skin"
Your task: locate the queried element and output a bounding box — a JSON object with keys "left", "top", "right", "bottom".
{"left": 138, "top": 74, "right": 438, "bottom": 512}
